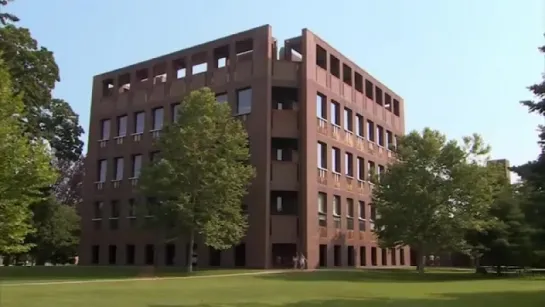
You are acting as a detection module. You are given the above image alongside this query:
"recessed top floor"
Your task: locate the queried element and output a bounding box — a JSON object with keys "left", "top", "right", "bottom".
{"left": 93, "top": 25, "right": 404, "bottom": 118}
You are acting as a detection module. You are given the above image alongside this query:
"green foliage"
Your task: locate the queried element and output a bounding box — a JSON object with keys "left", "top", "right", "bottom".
{"left": 371, "top": 128, "right": 496, "bottom": 272}
{"left": 0, "top": 24, "right": 83, "bottom": 161}
{"left": 138, "top": 88, "right": 255, "bottom": 270}
{"left": 512, "top": 35, "right": 545, "bottom": 253}
{"left": 0, "top": 56, "right": 57, "bottom": 254}
{"left": 28, "top": 197, "right": 80, "bottom": 264}
{"left": 0, "top": 0, "right": 18, "bottom": 25}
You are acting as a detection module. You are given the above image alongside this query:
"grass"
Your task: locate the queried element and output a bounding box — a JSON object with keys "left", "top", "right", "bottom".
{"left": 1, "top": 267, "right": 544, "bottom": 307}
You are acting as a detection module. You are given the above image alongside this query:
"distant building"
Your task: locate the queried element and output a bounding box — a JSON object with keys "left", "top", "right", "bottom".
{"left": 487, "top": 159, "right": 511, "bottom": 183}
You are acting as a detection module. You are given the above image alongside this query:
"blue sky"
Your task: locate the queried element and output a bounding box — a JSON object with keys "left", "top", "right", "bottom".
{"left": 9, "top": 0, "right": 545, "bottom": 171}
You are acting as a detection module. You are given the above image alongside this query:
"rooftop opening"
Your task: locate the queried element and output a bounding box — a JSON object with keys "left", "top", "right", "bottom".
{"left": 102, "top": 78, "right": 114, "bottom": 97}
{"left": 316, "top": 45, "right": 327, "bottom": 70}
{"left": 173, "top": 58, "right": 186, "bottom": 79}
{"left": 118, "top": 73, "right": 130, "bottom": 93}
{"left": 329, "top": 55, "right": 340, "bottom": 78}
{"left": 213, "top": 45, "right": 229, "bottom": 68}
{"left": 384, "top": 93, "right": 392, "bottom": 111}
{"left": 354, "top": 72, "right": 363, "bottom": 93}
{"left": 393, "top": 99, "right": 400, "bottom": 116}
{"left": 375, "top": 86, "right": 383, "bottom": 106}
{"left": 342, "top": 64, "right": 352, "bottom": 86}
{"left": 236, "top": 38, "right": 254, "bottom": 62}
{"left": 365, "top": 80, "right": 374, "bottom": 100}
{"left": 192, "top": 52, "right": 208, "bottom": 75}
{"left": 136, "top": 69, "right": 149, "bottom": 82}
{"left": 153, "top": 63, "right": 167, "bottom": 84}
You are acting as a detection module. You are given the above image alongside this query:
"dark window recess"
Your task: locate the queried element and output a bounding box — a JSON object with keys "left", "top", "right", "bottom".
{"left": 371, "top": 247, "right": 378, "bottom": 266}
{"left": 354, "top": 72, "right": 363, "bottom": 93}
{"left": 375, "top": 86, "right": 383, "bottom": 106}
{"left": 271, "top": 138, "right": 298, "bottom": 162}
{"left": 209, "top": 247, "right": 221, "bottom": 267}
{"left": 329, "top": 55, "right": 340, "bottom": 78}
{"left": 165, "top": 244, "right": 175, "bottom": 266}
{"left": 126, "top": 245, "right": 135, "bottom": 265}
{"left": 347, "top": 246, "right": 355, "bottom": 266}
{"left": 332, "top": 147, "right": 341, "bottom": 173}
{"left": 108, "top": 245, "right": 117, "bottom": 265}
{"left": 270, "top": 191, "right": 298, "bottom": 215}
{"left": 377, "top": 125, "right": 385, "bottom": 147}
{"left": 330, "top": 101, "right": 341, "bottom": 125}
{"left": 381, "top": 248, "right": 388, "bottom": 266}
{"left": 385, "top": 93, "right": 392, "bottom": 111}
{"left": 365, "top": 80, "right": 374, "bottom": 100}
{"left": 393, "top": 99, "right": 400, "bottom": 116}
{"left": 360, "top": 246, "right": 367, "bottom": 266}
{"left": 316, "top": 93, "right": 327, "bottom": 119}
{"left": 272, "top": 87, "right": 298, "bottom": 110}
{"left": 316, "top": 45, "right": 327, "bottom": 69}
{"left": 333, "top": 245, "right": 341, "bottom": 266}
{"left": 91, "top": 245, "right": 100, "bottom": 264}
{"left": 342, "top": 64, "right": 352, "bottom": 85}
{"left": 317, "top": 142, "right": 327, "bottom": 169}
{"left": 367, "top": 120, "right": 375, "bottom": 142}
{"left": 145, "top": 244, "right": 155, "bottom": 265}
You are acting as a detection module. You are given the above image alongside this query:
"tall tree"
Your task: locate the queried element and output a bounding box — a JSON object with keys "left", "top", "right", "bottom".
{"left": 0, "top": 24, "right": 84, "bottom": 161}
{"left": 371, "top": 128, "right": 496, "bottom": 273}
{"left": 0, "top": 0, "right": 18, "bottom": 25}
{"left": 0, "top": 56, "right": 57, "bottom": 254}
{"left": 512, "top": 36, "right": 545, "bottom": 252}
{"left": 138, "top": 88, "right": 255, "bottom": 272}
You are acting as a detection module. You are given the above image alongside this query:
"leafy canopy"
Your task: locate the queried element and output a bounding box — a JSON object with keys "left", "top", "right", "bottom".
{"left": 371, "top": 128, "right": 496, "bottom": 260}
{"left": 0, "top": 56, "right": 57, "bottom": 254}
{"left": 138, "top": 88, "right": 255, "bottom": 251}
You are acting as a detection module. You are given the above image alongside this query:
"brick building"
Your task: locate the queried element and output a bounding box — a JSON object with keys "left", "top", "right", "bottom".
{"left": 80, "top": 25, "right": 410, "bottom": 269}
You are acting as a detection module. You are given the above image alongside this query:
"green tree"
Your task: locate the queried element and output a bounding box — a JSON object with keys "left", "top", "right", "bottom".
{"left": 0, "top": 24, "right": 84, "bottom": 161}
{"left": 0, "top": 57, "right": 57, "bottom": 255}
{"left": 512, "top": 36, "right": 545, "bottom": 255}
{"left": 138, "top": 88, "right": 255, "bottom": 272}
{"left": 28, "top": 197, "right": 80, "bottom": 265}
{"left": 371, "top": 128, "right": 495, "bottom": 273}
{"left": 0, "top": 0, "right": 18, "bottom": 25}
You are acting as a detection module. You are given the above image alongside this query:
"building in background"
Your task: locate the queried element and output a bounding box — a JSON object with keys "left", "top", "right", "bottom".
{"left": 80, "top": 25, "right": 408, "bottom": 269}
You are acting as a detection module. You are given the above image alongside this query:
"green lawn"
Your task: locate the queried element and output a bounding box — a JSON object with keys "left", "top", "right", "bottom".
{"left": 1, "top": 268, "right": 544, "bottom": 307}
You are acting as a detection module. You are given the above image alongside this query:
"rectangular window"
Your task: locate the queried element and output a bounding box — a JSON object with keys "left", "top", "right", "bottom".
{"left": 316, "top": 93, "right": 326, "bottom": 119}
{"left": 332, "top": 147, "right": 341, "bottom": 173}
{"left": 345, "top": 152, "right": 353, "bottom": 177}
{"left": 358, "top": 201, "right": 366, "bottom": 219}
{"left": 93, "top": 201, "right": 103, "bottom": 219}
{"left": 355, "top": 114, "right": 364, "bottom": 137}
{"left": 131, "top": 154, "right": 142, "bottom": 178}
{"left": 98, "top": 159, "right": 107, "bottom": 182}
{"left": 367, "top": 120, "right": 375, "bottom": 142}
{"left": 216, "top": 93, "right": 228, "bottom": 104}
{"left": 117, "top": 115, "right": 127, "bottom": 137}
{"left": 370, "top": 204, "right": 377, "bottom": 221}
{"left": 237, "top": 88, "right": 252, "bottom": 114}
{"left": 333, "top": 195, "right": 341, "bottom": 216}
{"left": 330, "top": 101, "right": 340, "bottom": 126}
{"left": 347, "top": 198, "right": 354, "bottom": 217}
{"left": 128, "top": 199, "right": 136, "bottom": 217}
{"left": 134, "top": 112, "right": 145, "bottom": 134}
{"left": 317, "top": 142, "right": 327, "bottom": 169}
{"left": 377, "top": 125, "right": 384, "bottom": 147}
{"left": 386, "top": 130, "right": 393, "bottom": 150}
{"left": 100, "top": 119, "right": 111, "bottom": 140}
{"left": 150, "top": 151, "right": 160, "bottom": 162}
{"left": 378, "top": 165, "right": 385, "bottom": 181}
{"left": 114, "top": 157, "right": 124, "bottom": 181}
{"left": 357, "top": 157, "right": 365, "bottom": 181}
{"left": 172, "top": 103, "right": 180, "bottom": 122}
{"left": 152, "top": 107, "right": 164, "bottom": 130}
{"left": 318, "top": 192, "right": 327, "bottom": 213}
{"left": 110, "top": 200, "right": 120, "bottom": 218}
{"left": 344, "top": 108, "right": 353, "bottom": 132}
{"left": 368, "top": 161, "right": 376, "bottom": 181}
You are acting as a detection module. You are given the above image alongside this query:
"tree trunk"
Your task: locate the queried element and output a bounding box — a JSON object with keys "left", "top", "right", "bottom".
{"left": 415, "top": 247, "right": 425, "bottom": 274}
{"left": 186, "top": 230, "right": 194, "bottom": 273}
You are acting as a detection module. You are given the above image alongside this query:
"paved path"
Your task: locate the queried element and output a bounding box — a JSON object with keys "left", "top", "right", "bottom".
{"left": 1, "top": 270, "right": 292, "bottom": 287}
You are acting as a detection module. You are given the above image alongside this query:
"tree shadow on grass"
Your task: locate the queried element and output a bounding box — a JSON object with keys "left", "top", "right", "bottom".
{"left": 149, "top": 290, "right": 545, "bottom": 307}
{"left": 256, "top": 269, "right": 524, "bottom": 283}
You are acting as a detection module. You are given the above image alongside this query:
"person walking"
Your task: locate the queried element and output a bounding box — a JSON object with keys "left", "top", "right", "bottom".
{"left": 298, "top": 253, "right": 306, "bottom": 270}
